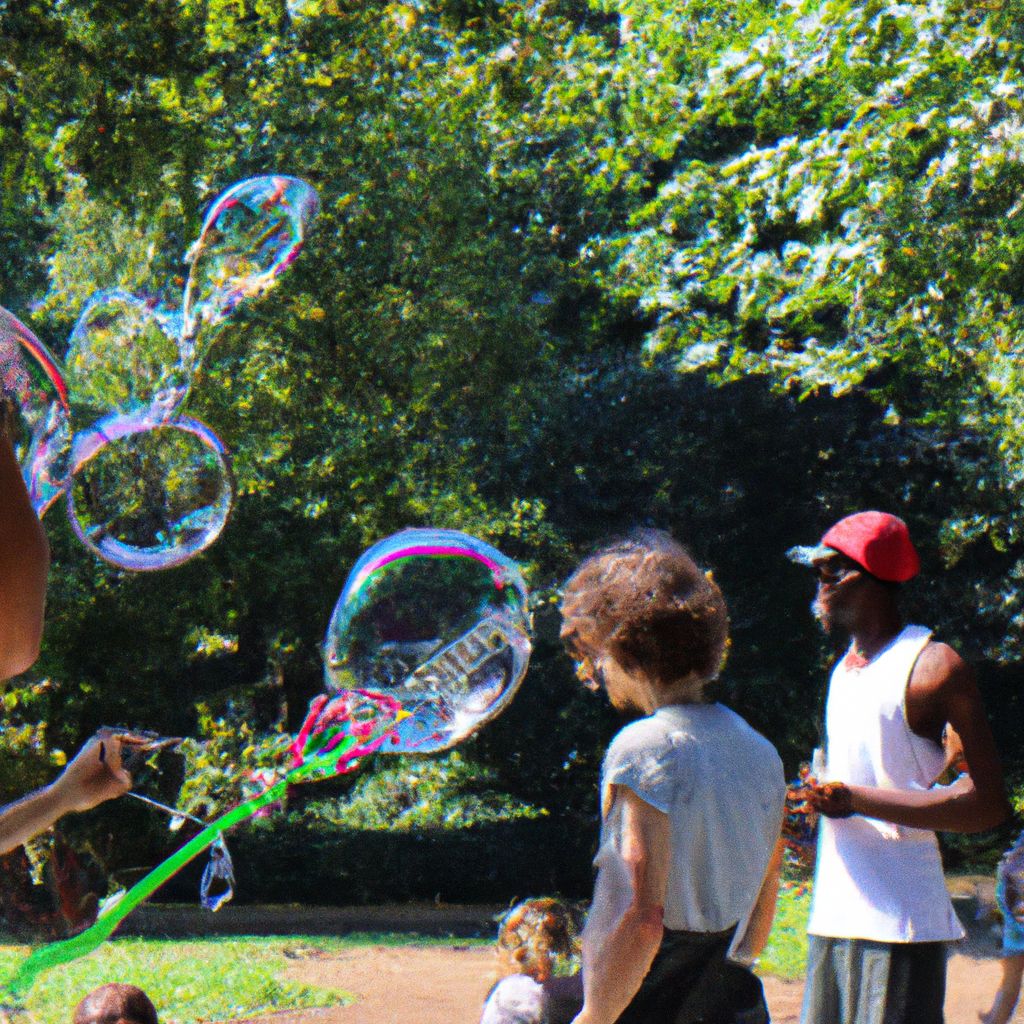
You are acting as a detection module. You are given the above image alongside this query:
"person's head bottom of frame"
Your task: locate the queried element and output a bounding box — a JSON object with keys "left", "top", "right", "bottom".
{"left": 72, "top": 985, "right": 158, "bottom": 1024}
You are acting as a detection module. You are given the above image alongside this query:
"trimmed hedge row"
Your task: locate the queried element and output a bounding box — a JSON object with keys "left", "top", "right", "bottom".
{"left": 157, "top": 816, "right": 597, "bottom": 906}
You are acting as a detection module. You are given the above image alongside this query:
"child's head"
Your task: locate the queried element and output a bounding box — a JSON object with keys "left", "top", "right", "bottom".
{"left": 496, "top": 898, "right": 580, "bottom": 983}
{"left": 73, "top": 984, "right": 158, "bottom": 1024}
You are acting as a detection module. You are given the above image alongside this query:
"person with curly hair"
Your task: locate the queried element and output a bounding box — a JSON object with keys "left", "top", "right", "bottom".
{"left": 479, "top": 898, "right": 582, "bottom": 1024}
{"left": 557, "top": 530, "right": 786, "bottom": 1024}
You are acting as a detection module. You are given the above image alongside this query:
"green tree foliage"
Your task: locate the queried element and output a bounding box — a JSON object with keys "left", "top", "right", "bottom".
{"left": 1, "top": 0, "right": 1022, "bottom": 887}
{"left": 608, "top": 0, "right": 1024, "bottom": 589}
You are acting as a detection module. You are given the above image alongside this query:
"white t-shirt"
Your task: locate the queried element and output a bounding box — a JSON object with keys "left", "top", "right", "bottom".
{"left": 599, "top": 702, "right": 785, "bottom": 957}
{"left": 478, "top": 974, "right": 547, "bottom": 1024}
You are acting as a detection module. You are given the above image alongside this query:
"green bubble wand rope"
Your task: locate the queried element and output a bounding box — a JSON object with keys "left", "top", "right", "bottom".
{"left": 1, "top": 690, "right": 405, "bottom": 1002}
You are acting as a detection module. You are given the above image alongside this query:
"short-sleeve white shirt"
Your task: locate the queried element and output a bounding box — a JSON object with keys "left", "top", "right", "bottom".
{"left": 599, "top": 702, "right": 785, "bottom": 952}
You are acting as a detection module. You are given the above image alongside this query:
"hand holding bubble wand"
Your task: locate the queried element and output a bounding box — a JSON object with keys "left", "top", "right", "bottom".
{"left": 0, "top": 690, "right": 405, "bottom": 1002}
{"left": 1, "top": 528, "right": 533, "bottom": 1001}
{"left": 0, "top": 174, "right": 320, "bottom": 573}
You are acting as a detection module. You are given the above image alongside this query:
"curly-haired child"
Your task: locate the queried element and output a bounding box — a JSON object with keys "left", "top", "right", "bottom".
{"left": 479, "top": 898, "right": 582, "bottom": 1024}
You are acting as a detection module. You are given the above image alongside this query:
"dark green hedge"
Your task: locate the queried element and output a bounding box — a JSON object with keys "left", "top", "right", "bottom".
{"left": 157, "top": 816, "right": 597, "bottom": 906}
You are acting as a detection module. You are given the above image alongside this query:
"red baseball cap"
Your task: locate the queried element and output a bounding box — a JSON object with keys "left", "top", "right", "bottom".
{"left": 788, "top": 511, "right": 920, "bottom": 583}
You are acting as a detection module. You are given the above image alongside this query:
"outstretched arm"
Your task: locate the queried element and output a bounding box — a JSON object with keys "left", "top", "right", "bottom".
{"left": 0, "top": 732, "right": 132, "bottom": 854}
{"left": 811, "top": 643, "right": 1009, "bottom": 833}
{"left": 572, "top": 785, "right": 670, "bottom": 1024}
{"left": 0, "top": 408, "right": 49, "bottom": 680}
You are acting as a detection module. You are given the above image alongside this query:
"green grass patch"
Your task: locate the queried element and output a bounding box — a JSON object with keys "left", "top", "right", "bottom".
{"left": 0, "top": 902, "right": 806, "bottom": 1024}
{"left": 0, "top": 937, "right": 355, "bottom": 1024}
{"left": 757, "top": 882, "right": 812, "bottom": 981}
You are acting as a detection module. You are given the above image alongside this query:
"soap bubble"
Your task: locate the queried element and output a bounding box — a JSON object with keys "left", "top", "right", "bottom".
{"left": 182, "top": 175, "right": 320, "bottom": 346}
{"left": 324, "top": 528, "right": 532, "bottom": 753}
{"left": 2, "top": 173, "right": 318, "bottom": 573}
{"left": 0, "top": 305, "right": 72, "bottom": 515}
{"left": 65, "top": 291, "right": 186, "bottom": 417}
{"left": 66, "top": 410, "right": 233, "bottom": 572}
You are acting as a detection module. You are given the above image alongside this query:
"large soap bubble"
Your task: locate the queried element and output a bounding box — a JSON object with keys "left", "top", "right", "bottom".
{"left": 182, "top": 175, "right": 320, "bottom": 348}
{"left": 324, "top": 528, "right": 533, "bottom": 753}
{"left": 0, "top": 306, "right": 72, "bottom": 515}
{"left": 66, "top": 412, "right": 233, "bottom": 572}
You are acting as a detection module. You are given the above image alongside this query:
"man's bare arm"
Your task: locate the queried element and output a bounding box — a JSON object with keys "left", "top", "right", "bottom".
{"left": 0, "top": 421, "right": 49, "bottom": 681}
{"left": 0, "top": 732, "right": 132, "bottom": 855}
{"left": 811, "top": 644, "right": 1009, "bottom": 833}
{"left": 571, "top": 786, "right": 670, "bottom": 1024}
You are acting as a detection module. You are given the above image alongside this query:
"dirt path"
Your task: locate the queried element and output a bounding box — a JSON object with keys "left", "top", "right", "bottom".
{"left": 133, "top": 883, "right": 1012, "bottom": 1024}
{"left": 229, "top": 943, "right": 1012, "bottom": 1024}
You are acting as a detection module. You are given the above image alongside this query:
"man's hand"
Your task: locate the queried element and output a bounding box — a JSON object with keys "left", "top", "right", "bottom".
{"left": 806, "top": 781, "right": 854, "bottom": 818}
{"left": 51, "top": 730, "right": 133, "bottom": 814}
{"left": 0, "top": 729, "right": 134, "bottom": 854}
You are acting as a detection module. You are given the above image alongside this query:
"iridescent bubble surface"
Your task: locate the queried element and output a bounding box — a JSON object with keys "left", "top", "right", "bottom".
{"left": 324, "top": 528, "right": 532, "bottom": 753}
{"left": 65, "top": 291, "right": 185, "bottom": 416}
{"left": 0, "top": 174, "right": 319, "bottom": 572}
{"left": 66, "top": 412, "right": 233, "bottom": 572}
{"left": 182, "top": 175, "right": 320, "bottom": 346}
{"left": 0, "top": 305, "right": 72, "bottom": 515}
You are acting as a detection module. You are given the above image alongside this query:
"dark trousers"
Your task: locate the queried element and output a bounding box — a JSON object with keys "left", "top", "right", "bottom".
{"left": 615, "top": 925, "right": 769, "bottom": 1024}
{"left": 800, "top": 935, "right": 947, "bottom": 1024}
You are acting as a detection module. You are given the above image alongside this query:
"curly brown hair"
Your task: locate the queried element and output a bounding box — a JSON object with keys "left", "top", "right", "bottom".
{"left": 561, "top": 530, "right": 729, "bottom": 692}
{"left": 496, "top": 897, "right": 581, "bottom": 982}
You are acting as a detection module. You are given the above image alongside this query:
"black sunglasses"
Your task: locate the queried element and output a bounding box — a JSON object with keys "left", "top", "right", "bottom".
{"left": 813, "top": 563, "right": 861, "bottom": 586}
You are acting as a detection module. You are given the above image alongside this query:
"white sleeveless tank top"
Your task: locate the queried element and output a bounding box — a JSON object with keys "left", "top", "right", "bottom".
{"left": 807, "top": 624, "right": 964, "bottom": 942}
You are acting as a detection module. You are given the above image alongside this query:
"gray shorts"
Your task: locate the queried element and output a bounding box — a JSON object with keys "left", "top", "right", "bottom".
{"left": 800, "top": 934, "right": 947, "bottom": 1024}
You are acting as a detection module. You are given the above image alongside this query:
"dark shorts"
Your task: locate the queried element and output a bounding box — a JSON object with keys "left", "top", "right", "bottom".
{"left": 615, "top": 925, "right": 768, "bottom": 1024}
{"left": 800, "top": 935, "right": 947, "bottom": 1024}
{"left": 545, "top": 926, "right": 768, "bottom": 1024}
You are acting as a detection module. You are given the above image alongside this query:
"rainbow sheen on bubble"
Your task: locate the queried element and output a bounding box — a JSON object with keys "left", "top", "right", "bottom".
{"left": 65, "top": 291, "right": 186, "bottom": 416}
{"left": 324, "top": 528, "right": 532, "bottom": 753}
{"left": 0, "top": 305, "right": 72, "bottom": 515}
{"left": 66, "top": 413, "right": 233, "bottom": 572}
{"left": 182, "top": 175, "right": 320, "bottom": 347}
{"left": 2, "top": 174, "right": 319, "bottom": 572}
{"left": 2, "top": 534, "right": 529, "bottom": 995}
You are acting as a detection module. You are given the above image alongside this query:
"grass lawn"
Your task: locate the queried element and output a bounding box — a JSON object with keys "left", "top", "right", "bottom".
{"left": 0, "top": 933, "right": 483, "bottom": 1024}
{"left": 0, "top": 892, "right": 810, "bottom": 1023}
{"left": 757, "top": 882, "right": 812, "bottom": 981}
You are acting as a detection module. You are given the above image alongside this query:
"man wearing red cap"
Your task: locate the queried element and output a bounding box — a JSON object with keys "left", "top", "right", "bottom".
{"left": 789, "top": 511, "right": 1009, "bottom": 1024}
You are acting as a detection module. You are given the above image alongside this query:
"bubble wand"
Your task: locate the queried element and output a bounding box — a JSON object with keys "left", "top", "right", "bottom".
{"left": 3, "top": 528, "right": 533, "bottom": 998}
{"left": 1, "top": 690, "right": 405, "bottom": 1002}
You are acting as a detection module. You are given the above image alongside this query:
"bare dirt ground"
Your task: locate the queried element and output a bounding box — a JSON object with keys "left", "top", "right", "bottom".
{"left": 249, "top": 944, "right": 1010, "bottom": 1024}
{"left": 131, "top": 877, "right": 1017, "bottom": 1024}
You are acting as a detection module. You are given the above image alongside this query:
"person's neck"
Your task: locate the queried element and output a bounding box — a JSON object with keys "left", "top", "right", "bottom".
{"left": 847, "top": 611, "right": 904, "bottom": 665}
{"left": 642, "top": 678, "right": 710, "bottom": 713}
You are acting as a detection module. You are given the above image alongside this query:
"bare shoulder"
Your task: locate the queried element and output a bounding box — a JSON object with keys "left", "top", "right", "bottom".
{"left": 910, "top": 640, "right": 975, "bottom": 698}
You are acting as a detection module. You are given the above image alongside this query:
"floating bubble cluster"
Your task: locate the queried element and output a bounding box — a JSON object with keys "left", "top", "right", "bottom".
{"left": 324, "top": 528, "right": 533, "bottom": 753}
{"left": 0, "top": 175, "right": 319, "bottom": 571}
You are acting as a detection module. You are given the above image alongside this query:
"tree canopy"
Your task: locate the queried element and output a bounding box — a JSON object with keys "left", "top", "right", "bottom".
{"left": 2, "top": 0, "right": 1023, "bottom": 893}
